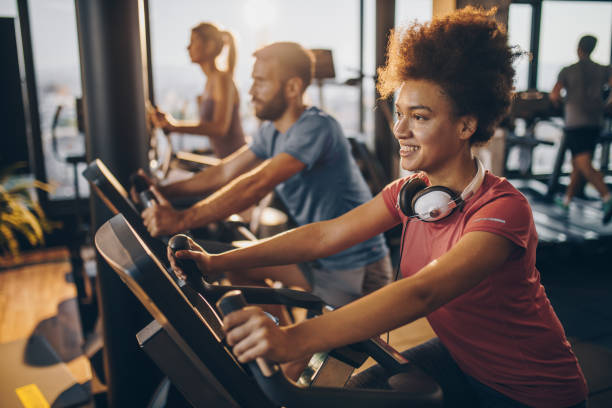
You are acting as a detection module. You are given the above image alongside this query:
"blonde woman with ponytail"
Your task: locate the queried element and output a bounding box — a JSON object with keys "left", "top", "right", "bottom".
{"left": 152, "top": 23, "right": 246, "bottom": 158}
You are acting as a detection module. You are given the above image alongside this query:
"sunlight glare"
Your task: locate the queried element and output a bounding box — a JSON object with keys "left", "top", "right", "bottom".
{"left": 243, "top": 0, "right": 277, "bottom": 30}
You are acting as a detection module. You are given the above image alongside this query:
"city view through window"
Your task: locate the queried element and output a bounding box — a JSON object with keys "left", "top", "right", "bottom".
{"left": 1, "top": 0, "right": 611, "bottom": 199}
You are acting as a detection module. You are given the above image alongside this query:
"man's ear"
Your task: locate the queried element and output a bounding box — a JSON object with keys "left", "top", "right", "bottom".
{"left": 459, "top": 116, "right": 478, "bottom": 140}
{"left": 285, "top": 77, "right": 304, "bottom": 99}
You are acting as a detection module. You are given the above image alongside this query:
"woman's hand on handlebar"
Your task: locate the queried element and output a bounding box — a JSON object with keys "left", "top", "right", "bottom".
{"left": 167, "top": 237, "right": 211, "bottom": 280}
{"left": 150, "top": 108, "right": 175, "bottom": 132}
{"left": 223, "top": 307, "right": 305, "bottom": 364}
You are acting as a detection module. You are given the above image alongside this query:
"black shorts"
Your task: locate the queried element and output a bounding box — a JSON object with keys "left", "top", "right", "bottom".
{"left": 565, "top": 126, "right": 601, "bottom": 156}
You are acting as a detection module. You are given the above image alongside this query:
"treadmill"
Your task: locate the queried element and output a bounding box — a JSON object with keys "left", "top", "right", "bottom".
{"left": 95, "top": 214, "right": 443, "bottom": 408}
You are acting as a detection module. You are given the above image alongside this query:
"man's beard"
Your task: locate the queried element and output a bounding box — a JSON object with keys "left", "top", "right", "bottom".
{"left": 254, "top": 86, "right": 288, "bottom": 121}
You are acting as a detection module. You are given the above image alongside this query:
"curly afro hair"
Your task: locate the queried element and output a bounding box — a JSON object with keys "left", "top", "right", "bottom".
{"left": 378, "top": 7, "right": 521, "bottom": 145}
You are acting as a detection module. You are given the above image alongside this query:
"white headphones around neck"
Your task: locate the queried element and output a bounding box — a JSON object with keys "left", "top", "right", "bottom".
{"left": 397, "top": 159, "right": 485, "bottom": 222}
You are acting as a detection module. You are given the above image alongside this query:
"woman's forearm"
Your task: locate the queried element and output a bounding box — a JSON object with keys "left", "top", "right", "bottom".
{"left": 289, "top": 276, "right": 430, "bottom": 355}
{"left": 210, "top": 222, "right": 334, "bottom": 271}
{"left": 210, "top": 195, "right": 396, "bottom": 273}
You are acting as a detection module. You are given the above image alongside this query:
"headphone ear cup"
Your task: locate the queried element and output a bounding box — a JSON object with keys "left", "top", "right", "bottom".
{"left": 412, "top": 186, "right": 457, "bottom": 221}
{"left": 398, "top": 178, "right": 427, "bottom": 216}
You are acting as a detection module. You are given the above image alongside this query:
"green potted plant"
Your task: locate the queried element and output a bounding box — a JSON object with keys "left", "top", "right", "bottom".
{"left": 0, "top": 163, "right": 58, "bottom": 260}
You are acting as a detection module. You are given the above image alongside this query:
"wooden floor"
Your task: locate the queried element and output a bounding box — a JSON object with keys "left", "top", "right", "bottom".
{"left": 0, "top": 247, "right": 92, "bottom": 385}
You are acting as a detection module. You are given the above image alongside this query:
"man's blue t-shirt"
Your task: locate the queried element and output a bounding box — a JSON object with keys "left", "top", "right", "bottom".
{"left": 249, "top": 106, "right": 388, "bottom": 270}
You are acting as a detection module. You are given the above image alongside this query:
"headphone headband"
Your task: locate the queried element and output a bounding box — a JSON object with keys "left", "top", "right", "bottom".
{"left": 397, "top": 158, "right": 485, "bottom": 222}
{"left": 459, "top": 158, "right": 485, "bottom": 202}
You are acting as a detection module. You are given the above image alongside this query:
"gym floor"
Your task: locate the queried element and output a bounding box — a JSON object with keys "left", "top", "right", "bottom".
{"left": 538, "top": 256, "right": 612, "bottom": 407}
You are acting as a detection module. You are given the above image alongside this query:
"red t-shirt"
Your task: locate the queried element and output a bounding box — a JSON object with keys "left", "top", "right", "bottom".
{"left": 382, "top": 172, "right": 588, "bottom": 408}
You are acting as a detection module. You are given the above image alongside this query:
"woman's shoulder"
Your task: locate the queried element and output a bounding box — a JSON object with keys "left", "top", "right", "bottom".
{"left": 471, "top": 172, "right": 531, "bottom": 213}
{"left": 207, "top": 71, "right": 239, "bottom": 100}
{"left": 208, "top": 71, "right": 235, "bottom": 90}
{"left": 464, "top": 173, "right": 535, "bottom": 249}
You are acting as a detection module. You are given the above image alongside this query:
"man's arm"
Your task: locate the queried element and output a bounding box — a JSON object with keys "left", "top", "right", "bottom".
{"left": 184, "top": 152, "right": 306, "bottom": 228}
{"left": 143, "top": 152, "right": 305, "bottom": 236}
{"left": 160, "top": 145, "right": 260, "bottom": 198}
{"left": 550, "top": 81, "right": 563, "bottom": 107}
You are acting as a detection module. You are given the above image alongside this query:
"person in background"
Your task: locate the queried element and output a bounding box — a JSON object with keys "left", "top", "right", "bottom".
{"left": 152, "top": 22, "right": 246, "bottom": 159}
{"left": 550, "top": 34, "right": 612, "bottom": 224}
{"left": 147, "top": 42, "right": 391, "bottom": 310}
{"left": 173, "top": 8, "right": 588, "bottom": 407}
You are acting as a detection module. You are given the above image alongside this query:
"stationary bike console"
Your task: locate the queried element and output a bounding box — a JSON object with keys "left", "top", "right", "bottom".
{"left": 83, "top": 159, "right": 168, "bottom": 261}
{"left": 84, "top": 159, "right": 256, "bottom": 250}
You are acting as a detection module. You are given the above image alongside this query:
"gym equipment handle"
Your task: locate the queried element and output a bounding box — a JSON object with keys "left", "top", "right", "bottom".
{"left": 215, "top": 291, "right": 442, "bottom": 408}
{"left": 130, "top": 172, "right": 149, "bottom": 193}
{"left": 130, "top": 173, "right": 157, "bottom": 208}
{"left": 216, "top": 290, "right": 279, "bottom": 377}
{"left": 139, "top": 189, "right": 157, "bottom": 208}
{"left": 168, "top": 234, "right": 209, "bottom": 294}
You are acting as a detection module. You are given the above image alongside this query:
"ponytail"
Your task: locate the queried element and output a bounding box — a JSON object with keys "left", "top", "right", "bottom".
{"left": 222, "top": 31, "right": 237, "bottom": 76}
{"left": 192, "top": 23, "right": 236, "bottom": 75}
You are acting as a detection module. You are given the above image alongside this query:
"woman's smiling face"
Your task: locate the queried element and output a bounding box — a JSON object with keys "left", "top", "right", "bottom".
{"left": 393, "top": 79, "right": 470, "bottom": 176}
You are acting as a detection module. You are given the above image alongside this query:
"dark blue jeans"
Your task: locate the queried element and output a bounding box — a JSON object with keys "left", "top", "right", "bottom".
{"left": 347, "top": 338, "right": 587, "bottom": 408}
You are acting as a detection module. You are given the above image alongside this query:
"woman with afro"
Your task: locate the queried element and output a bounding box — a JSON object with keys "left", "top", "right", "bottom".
{"left": 172, "top": 8, "right": 588, "bottom": 407}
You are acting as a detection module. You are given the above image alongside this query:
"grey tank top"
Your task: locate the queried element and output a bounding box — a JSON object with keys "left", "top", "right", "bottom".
{"left": 199, "top": 97, "right": 246, "bottom": 158}
{"left": 558, "top": 60, "right": 612, "bottom": 128}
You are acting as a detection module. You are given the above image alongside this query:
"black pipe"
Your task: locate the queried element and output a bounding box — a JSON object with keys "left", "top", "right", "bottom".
{"left": 359, "top": 0, "right": 364, "bottom": 134}
{"left": 16, "top": 0, "right": 48, "bottom": 204}
{"left": 143, "top": 0, "right": 155, "bottom": 105}
{"left": 75, "top": 0, "right": 159, "bottom": 405}
{"left": 374, "top": 0, "right": 396, "bottom": 181}
{"left": 528, "top": 0, "right": 542, "bottom": 90}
